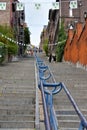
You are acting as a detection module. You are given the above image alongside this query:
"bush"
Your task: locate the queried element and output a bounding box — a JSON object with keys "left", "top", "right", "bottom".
{"left": 7, "top": 42, "right": 18, "bottom": 56}
{"left": 56, "top": 20, "right": 66, "bottom": 62}
{"left": 0, "top": 42, "right": 7, "bottom": 64}
{"left": 56, "top": 41, "right": 66, "bottom": 62}
{"left": 0, "top": 25, "right": 18, "bottom": 60}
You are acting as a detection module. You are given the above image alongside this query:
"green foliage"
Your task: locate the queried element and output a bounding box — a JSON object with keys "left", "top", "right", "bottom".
{"left": 0, "top": 25, "right": 14, "bottom": 38}
{"left": 0, "top": 25, "right": 18, "bottom": 56}
{"left": 7, "top": 42, "right": 18, "bottom": 55}
{"left": 43, "top": 39, "right": 48, "bottom": 56}
{"left": 56, "top": 21, "right": 66, "bottom": 62}
{"left": 0, "top": 42, "right": 7, "bottom": 63}
{"left": 56, "top": 41, "right": 66, "bottom": 62}
{"left": 24, "top": 27, "right": 30, "bottom": 50}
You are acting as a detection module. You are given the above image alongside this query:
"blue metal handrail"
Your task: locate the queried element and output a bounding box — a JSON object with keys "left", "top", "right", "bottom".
{"left": 36, "top": 56, "right": 60, "bottom": 129}
{"left": 40, "top": 81, "right": 51, "bottom": 130}
{"left": 35, "top": 55, "right": 87, "bottom": 130}
{"left": 61, "top": 82, "right": 87, "bottom": 130}
{"left": 36, "top": 56, "right": 51, "bottom": 130}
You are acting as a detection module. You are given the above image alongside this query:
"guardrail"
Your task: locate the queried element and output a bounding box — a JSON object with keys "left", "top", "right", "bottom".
{"left": 35, "top": 54, "right": 87, "bottom": 130}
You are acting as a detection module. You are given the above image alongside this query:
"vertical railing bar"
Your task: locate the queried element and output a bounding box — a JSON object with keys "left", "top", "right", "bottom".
{"left": 40, "top": 81, "right": 51, "bottom": 130}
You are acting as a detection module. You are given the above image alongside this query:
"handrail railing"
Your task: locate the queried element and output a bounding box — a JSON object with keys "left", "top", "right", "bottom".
{"left": 35, "top": 55, "right": 51, "bottom": 130}
{"left": 35, "top": 54, "right": 60, "bottom": 129}
{"left": 61, "top": 82, "right": 87, "bottom": 130}
{"left": 40, "top": 81, "right": 51, "bottom": 130}
{"left": 35, "top": 54, "right": 87, "bottom": 130}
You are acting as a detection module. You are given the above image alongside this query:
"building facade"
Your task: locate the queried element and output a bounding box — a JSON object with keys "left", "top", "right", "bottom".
{"left": 40, "top": 25, "right": 48, "bottom": 51}
{"left": 0, "top": 0, "right": 25, "bottom": 55}
{"left": 40, "top": 0, "right": 87, "bottom": 54}
{"left": 0, "top": 0, "right": 11, "bottom": 25}
{"left": 60, "top": 0, "right": 87, "bottom": 28}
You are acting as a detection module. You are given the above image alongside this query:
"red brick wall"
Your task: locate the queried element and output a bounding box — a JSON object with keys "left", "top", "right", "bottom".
{"left": 64, "top": 29, "right": 74, "bottom": 61}
{"left": 0, "top": 0, "right": 11, "bottom": 26}
{"left": 64, "top": 19, "right": 87, "bottom": 66}
{"left": 78, "top": 20, "right": 87, "bottom": 65}
{"left": 70, "top": 23, "right": 83, "bottom": 63}
{"left": 70, "top": 34, "right": 78, "bottom": 64}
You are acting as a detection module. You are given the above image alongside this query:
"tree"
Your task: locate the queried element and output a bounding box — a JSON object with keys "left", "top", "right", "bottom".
{"left": 24, "top": 27, "right": 30, "bottom": 48}
{"left": 0, "top": 25, "right": 18, "bottom": 61}
{"left": 0, "top": 42, "right": 7, "bottom": 64}
{"left": 56, "top": 20, "right": 67, "bottom": 62}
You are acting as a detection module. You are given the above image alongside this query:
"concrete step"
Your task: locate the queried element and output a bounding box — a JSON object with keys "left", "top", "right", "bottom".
{"left": 0, "top": 128, "right": 34, "bottom": 130}
{"left": 57, "top": 115, "right": 79, "bottom": 121}
{"left": 0, "top": 108, "right": 35, "bottom": 115}
{"left": 59, "top": 127, "right": 78, "bottom": 130}
{"left": 0, "top": 115, "right": 35, "bottom": 121}
{"left": 0, "top": 98, "right": 35, "bottom": 105}
{"left": 58, "top": 120, "right": 80, "bottom": 129}
{"left": 1, "top": 90, "right": 36, "bottom": 94}
{"left": 0, "top": 121, "right": 35, "bottom": 128}
{"left": 0, "top": 129, "right": 34, "bottom": 130}
{"left": 0, "top": 92, "right": 35, "bottom": 98}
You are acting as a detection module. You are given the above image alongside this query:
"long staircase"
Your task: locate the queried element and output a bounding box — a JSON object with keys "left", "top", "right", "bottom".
{"left": 0, "top": 57, "right": 35, "bottom": 129}
{"left": 38, "top": 53, "right": 87, "bottom": 130}
{"left": 0, "top": 53, "right": 87, "bottom": 129}
{"left": 49, "top": 62, "right": 87, "bottom": 130}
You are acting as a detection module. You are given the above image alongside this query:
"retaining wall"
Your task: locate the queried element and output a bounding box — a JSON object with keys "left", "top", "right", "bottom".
{"left": 64, "top": 19, "right": 87, "bottom": 68}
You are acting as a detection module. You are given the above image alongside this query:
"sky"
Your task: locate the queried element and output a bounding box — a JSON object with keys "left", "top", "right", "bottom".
{"left": 19, "top": 0, "right": 55, "bottom": 47}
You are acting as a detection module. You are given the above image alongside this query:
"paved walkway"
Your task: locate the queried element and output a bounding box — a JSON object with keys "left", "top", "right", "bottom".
{"left": 0, "top": 53, "right": 87, "bottom": 129}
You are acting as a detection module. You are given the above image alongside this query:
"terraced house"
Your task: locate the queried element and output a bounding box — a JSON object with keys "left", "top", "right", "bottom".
{"left": 40, "top": 0, "right": 87, "bottom": 53}
{"left": 0, "top": 0, "right": 25, "bottom": 55}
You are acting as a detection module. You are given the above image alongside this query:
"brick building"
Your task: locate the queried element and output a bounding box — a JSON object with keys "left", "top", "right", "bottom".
{"left": 40, "top": 25, "right": 48, "bottom": 51}
{"left": 0, "top": 0, "right": 11, "bottom": 25}
{"left": 60, "top": 0, "right": 87, "bottom": 28}
{"left": 0, "top": 0, "right": 25, "bottom": 55}
{"left": 42, "top": 0, "right": 87, "bottom": 49}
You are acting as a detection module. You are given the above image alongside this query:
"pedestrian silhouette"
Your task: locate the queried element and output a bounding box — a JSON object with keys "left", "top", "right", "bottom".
{"left": 49, "top": 53, "right": 52, "bottom": 63}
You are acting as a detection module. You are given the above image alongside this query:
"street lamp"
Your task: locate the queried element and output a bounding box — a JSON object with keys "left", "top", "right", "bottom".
{"left": 84, "top": 12, "right": 87, "bottom": 21}
{"left": 68, "top": 23, "right": 74, "bottom": 30}
{"left": 69, "top": 24, "right": 74, "bottom": 30}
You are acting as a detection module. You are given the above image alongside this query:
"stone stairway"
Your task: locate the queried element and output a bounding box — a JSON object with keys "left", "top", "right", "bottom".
{"left": 0, "top": 57, "right": 36, "bottom": 129}
{"left": 49, "top": 62, "right": 87, "bottom": 130}
{"left": 38, "top": 53, "right": 87, "bottom": 130}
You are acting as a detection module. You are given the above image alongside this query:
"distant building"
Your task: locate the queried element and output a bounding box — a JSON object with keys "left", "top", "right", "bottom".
{"left": 40, "top": 25, "right": 48, "bottom": 51}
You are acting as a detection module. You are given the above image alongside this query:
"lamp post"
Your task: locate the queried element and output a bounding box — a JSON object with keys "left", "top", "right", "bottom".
{"left": 69, "top": 24, "right": 74, "bottom": 30}
{"left": 84, "top": 12, "right": 87, "bottom": 21}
